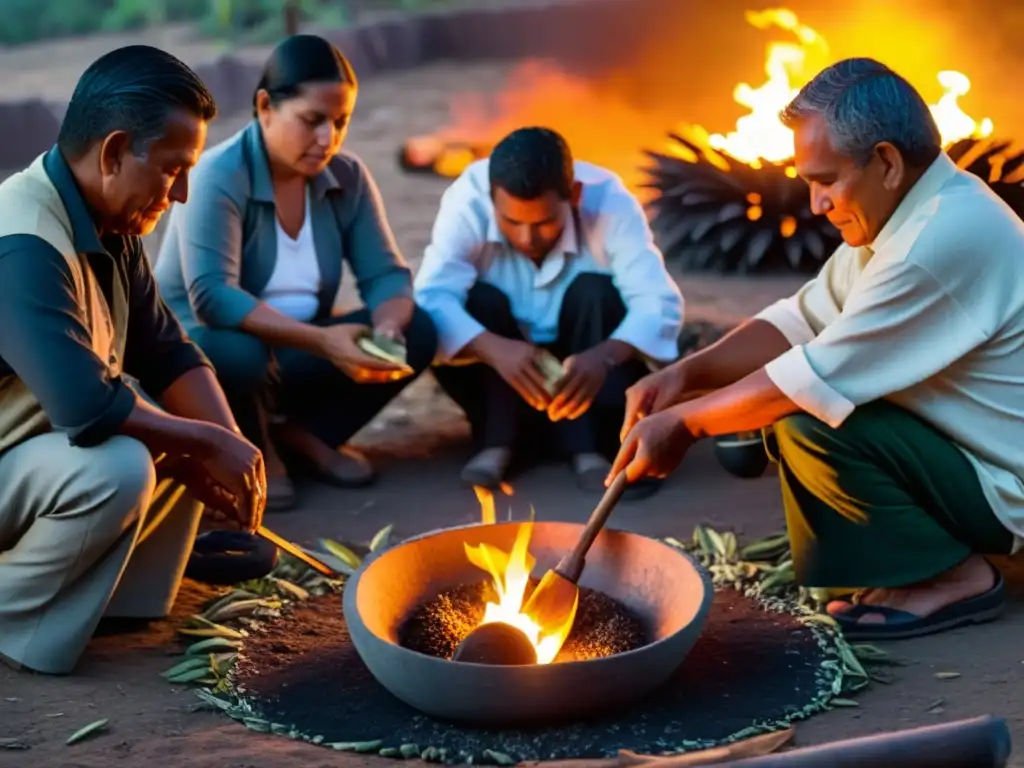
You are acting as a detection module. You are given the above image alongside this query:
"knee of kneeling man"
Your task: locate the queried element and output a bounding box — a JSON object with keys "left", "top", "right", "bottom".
{"left": 92, "top": 436, "right": 158, "bottom": 515}
{"left": 564, "top": 273, "right": 618, "bottom": 306}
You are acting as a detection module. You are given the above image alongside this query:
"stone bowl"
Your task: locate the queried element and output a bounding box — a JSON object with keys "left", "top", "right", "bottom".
{"left": 342, "top": 521, "right": 713, "bottom": 726}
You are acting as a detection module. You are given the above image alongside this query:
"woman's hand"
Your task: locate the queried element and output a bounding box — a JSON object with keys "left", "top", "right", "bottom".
{"left": 317, "top": 323, "right": 412, "bottom": 383}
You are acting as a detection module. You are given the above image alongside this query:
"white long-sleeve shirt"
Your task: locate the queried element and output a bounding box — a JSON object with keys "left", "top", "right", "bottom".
{"left": 413, "top": 159, "right": 684, "bottom": 364}
{"left": 756, "top": 151, "right": 1024, "bottom": 545}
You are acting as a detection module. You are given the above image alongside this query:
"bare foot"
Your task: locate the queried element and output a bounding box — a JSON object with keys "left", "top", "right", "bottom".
{"left": 826, "top": 554, "right": 996, "bottom": 625}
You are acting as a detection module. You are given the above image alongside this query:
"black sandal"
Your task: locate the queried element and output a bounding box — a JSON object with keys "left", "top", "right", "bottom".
{"left": 831, "top": 566, "right": 1006, "bottom": 641}
{"left": 186, "top": 531, "right": 279, "bottom": 586}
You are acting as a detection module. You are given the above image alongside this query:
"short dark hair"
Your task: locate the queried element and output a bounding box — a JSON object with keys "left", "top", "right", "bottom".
{"left": 253, "top": 34, "right": 358, "bottom": 116}
{"left": 57, "top": 45, "right": 217, "bottom": 160}
{"left": 488, "top": 127, "right": 574, "bottom": 200}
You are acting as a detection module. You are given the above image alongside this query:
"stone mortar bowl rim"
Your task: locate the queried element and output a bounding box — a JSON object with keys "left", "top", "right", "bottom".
{"left": 341, "top": 520, "right": 714, "bottom": 725}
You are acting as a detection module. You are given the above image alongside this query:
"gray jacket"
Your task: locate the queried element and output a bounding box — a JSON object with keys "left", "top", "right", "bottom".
{"left": 154, "top": 120, "right": 412, "bottom": 333}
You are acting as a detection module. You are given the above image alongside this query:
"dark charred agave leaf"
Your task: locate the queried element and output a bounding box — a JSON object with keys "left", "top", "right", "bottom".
{"left": 642, "top": 133, "right": 840, "bottom": 274}
{"left": 946, "top": 137, "right": 1024, "bottom": 214}
{"left": 642, "top": 133, "right": 1024, "bottom": 275}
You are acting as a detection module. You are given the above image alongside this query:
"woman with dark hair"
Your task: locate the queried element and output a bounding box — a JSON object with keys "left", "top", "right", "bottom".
{"left": 155, "top": 34, "right": 437, "bottom": 511}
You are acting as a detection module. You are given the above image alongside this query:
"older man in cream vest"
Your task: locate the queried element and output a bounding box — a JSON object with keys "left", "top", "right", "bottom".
{"left": 612, "top": 58, "right": 1024, "bottom": 642}
{"left": 0, "top": 46, "right": 266, "bottom": 675}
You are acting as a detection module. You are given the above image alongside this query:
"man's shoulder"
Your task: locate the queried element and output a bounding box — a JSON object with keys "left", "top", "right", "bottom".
{"left": 0, "top": 232, "right": 64, "bottom": 261}
{"left": 573, "top": 160, "right": 640, "bottom": 215}
{"left": 911, "top": 172, "right": 1024, "bottom": 271}
{"left": 448, "top": 158, "right": 492, "bottom": 198}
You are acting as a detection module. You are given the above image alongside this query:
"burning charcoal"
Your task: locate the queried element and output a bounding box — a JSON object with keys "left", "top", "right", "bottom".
{"left": 558, "top": 588, "right": 649, "bottom": 661}
{"left": 397, "top": 582, "right": 492, "bottom": 659}
{"left": 398, "top": 580, "right": 649, "bottom": 663}
{"left": 642, "top": 132, "right": 840, "bottom": 275}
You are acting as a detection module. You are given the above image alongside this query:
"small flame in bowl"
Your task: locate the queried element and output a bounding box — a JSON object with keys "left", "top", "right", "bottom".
{"left": 462, "top": 489, "right": 575, "bottom": 664}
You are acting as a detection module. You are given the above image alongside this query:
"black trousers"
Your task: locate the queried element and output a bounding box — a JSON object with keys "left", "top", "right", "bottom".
{"left": 190, "top": 306, "right": 437, "bottom": 452}
{"left": 433, "top": 273, "right": 649, "bottom": 459}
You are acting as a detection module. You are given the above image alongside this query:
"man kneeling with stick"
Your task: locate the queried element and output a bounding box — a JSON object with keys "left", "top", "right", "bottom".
{"left": 610, "top": 58, "right": 1024, "bottom": 641}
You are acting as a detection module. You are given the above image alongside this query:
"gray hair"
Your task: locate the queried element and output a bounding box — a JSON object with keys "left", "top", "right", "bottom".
{"left": 780, "top": 57, "right": 941, "bottom": 167}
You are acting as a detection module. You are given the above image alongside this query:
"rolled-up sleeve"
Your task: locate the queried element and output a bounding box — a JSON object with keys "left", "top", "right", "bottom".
{"left": 413, "top": 180, "right": 489, "bottom": 358}
{"left": 765, "top": 260, "right": 988, "bottom": 428}
{"left": 0, "top": 235, "right": 136, "bottom": 446}
{"left": 174, "top": 165, "right": 259, "bottom": 329}
{"left": 601, "top": 187, "right": 684, "bottom": 363}
{"left": 124, "top": 241, "right": 212, "bottom": 397}
{"left": 754, "top": 294, "right": 817, "bottom": 346}
{"left": 344, "top": 156, "right": 414, "bottom": 310}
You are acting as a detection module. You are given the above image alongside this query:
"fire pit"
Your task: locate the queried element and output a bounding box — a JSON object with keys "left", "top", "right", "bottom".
{"left": 342, "top": 519, "right": 712, "bottom": 726}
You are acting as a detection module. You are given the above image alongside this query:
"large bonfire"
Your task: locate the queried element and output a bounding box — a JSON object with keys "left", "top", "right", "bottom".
{"left": 398, "top": 7, "right": 1024, "bottom": 274}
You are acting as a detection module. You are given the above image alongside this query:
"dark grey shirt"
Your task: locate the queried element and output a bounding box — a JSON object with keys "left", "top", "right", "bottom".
{"left": 0, "top": 147, "right": 211, "bottom": 447}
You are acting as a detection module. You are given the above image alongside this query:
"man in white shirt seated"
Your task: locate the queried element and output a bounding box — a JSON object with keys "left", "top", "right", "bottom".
{"left": 610, "top": 57, "right": 1024, "bottom": 641}
{"left": 414, "top": 127, "right": 683, "bottom": 491}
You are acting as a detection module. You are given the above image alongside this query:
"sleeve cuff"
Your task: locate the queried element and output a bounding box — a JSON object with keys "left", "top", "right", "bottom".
{"left": 764, "top": 345, "right": 855, "bottom": 428}
{"left": 610, "top": 311, "right": 683, "bottom": 364}
{"left": 64, "top": 380, "right": 138, "bottom": 448}
{"left": 437, "top": 317, "right": 487, "bottom": 360}
{"left": 754, "top": 296, "right": 817, "bottom": 346}
{"left": 361, "top": 270, "right": 414, "bottom": 311}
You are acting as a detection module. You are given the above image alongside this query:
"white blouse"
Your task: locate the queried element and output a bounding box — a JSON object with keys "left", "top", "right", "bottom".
{"left": 260, "top": 187, "right": 322, "bottom": 323}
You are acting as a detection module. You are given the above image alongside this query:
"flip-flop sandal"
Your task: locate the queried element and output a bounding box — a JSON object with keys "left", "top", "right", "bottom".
{"left": 831, "top": 567, "right": 1006, "bottom": 641}
{"left": 185, "top": 531, "right": 280, "bottom": 586}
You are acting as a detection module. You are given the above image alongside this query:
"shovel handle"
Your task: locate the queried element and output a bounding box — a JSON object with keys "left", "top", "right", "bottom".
{"left": 558, "top": 472, "right": 629, "bottom": 582}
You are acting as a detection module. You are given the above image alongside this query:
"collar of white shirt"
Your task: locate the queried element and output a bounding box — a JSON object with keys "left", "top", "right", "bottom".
{"left": 870, "top": 152, "right": 958, "bottom": 254}
{"left": 483, "top": 202, "right": 582, "bottom": 290}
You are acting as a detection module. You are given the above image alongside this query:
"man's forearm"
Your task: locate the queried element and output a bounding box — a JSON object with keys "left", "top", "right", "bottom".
{"left": 463, "top": 330, "right": 505, "bottom": 365}
{"left": 159, "top": 366, "right": 239, "bottom": 432}
{"left": 239, "top": 303, "right": 325, "bottom": 355}
{"left": 674, "top": 368, "right": 800, "bottom": 439}
{"left": 118, "top": 394, "right": 216, "bottom": 457}
{"left": 680, "top": 319, "right": 793, "bottom": 393}
{"left": 588, "top": 338, "right": 637, "bottom": 366}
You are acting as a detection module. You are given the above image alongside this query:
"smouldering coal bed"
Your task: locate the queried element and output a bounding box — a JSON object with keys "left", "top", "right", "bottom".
{"left": 398, "top": 580, "right": 650, "bottom": 662}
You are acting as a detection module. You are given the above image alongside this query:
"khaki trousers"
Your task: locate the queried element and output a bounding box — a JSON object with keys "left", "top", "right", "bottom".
{"left": 0, "top": 432, "right": 202, "bottom": 674}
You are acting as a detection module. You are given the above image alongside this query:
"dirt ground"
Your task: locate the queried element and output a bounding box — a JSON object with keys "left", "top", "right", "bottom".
{"left": 2, "top": 27, "right": 1024, "bottom": 768}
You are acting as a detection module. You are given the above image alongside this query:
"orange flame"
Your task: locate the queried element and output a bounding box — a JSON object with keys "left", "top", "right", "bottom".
{"left": 415, "top": 7, "right": 994, "bottom": 187}
{"left": 462, "top": 491, "right": 574, "bottom": 664}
